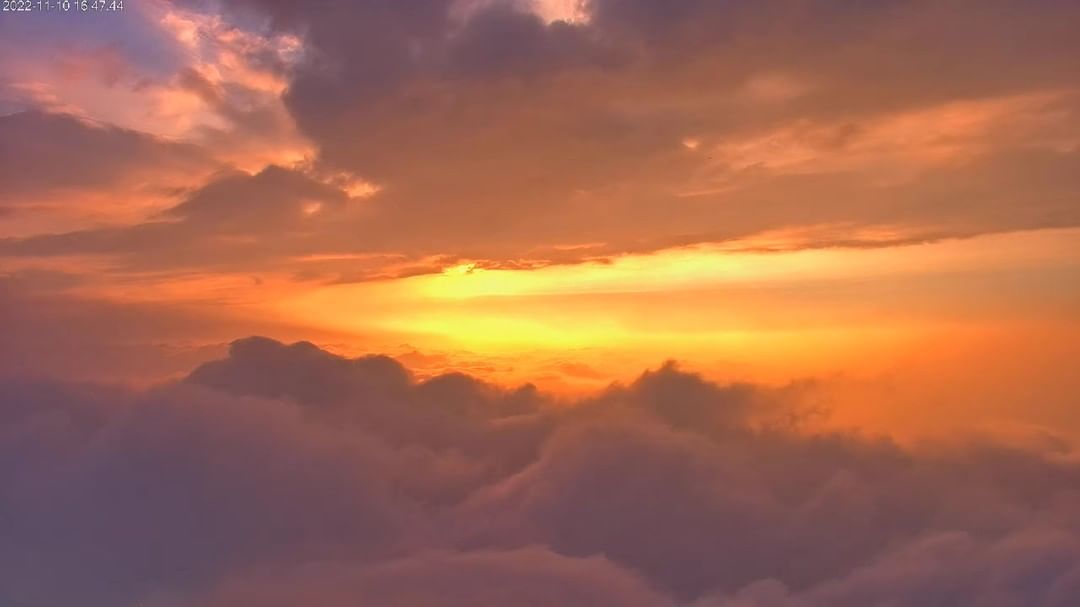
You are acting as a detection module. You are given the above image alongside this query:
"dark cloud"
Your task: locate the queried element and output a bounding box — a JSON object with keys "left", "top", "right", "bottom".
{"left": 161, "top": 165, "right": 347, "bottom": 230}
{"left": 253, "top": 0, "right": 1080, "bottom": 264}
{"left": 0, "top": 165, "right": 354, "bottom": 271}
{"left": 187, "top": 336, "right": 412, "bottom": 405}
{"left": 4, "top": 0, "right": 1077, "bottom": 276}
{"left": 2, "top": 336, "right": 1079, "bottom": 606}
{"left": 186, "top": 336, "right": 553, "bottom": 472}
{"left": 0, "top": 111, "right": 215, "bottom": 207}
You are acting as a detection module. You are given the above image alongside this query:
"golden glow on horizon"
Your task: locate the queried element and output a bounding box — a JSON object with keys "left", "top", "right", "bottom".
{"left": 269, "top": 228, "right": 1078, "bottom": 389}
{"left": 414, "top": 227, "right": 1077, "bottom": 301}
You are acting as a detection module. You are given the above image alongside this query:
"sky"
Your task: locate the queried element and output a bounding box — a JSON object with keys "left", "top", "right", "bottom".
{"left": 0, "top": 1, "right": 1079, "bottom": 605}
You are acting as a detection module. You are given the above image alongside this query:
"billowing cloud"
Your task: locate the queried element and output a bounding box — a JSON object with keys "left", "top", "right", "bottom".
{"left": 2, "top": 337, "right": 1078, "bottom": 606}
{"left": 0, "top": 378, "right": 417, "bottom": 607}
{"left": 699, "top": 529, "right": 1080, "bottom": 606}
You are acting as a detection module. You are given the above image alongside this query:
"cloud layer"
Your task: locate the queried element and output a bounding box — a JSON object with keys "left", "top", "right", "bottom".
{"left": 3, "top": 337, "right": 1078, "bottom": 606}
{"left": 2, "top": 0, "right": 1078, "bottom": 279}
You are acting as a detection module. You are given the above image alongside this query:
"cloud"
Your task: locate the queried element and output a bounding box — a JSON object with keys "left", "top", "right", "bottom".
{"left": 201, "top": 547, "right": 673, "bottom": 607}
{"left": 699, "top": 529, "right": 1080, "bottom": 607}
{"left": 185, "top": 336, "right": 554, "bottom": 471}
{"left": 0, "top": 111, "right": 217, "bottom": 222}
{"left": 231, "top": 0, "right": 1080, "bottom": 266}
{"left": 2, "top": 336, "right": 1079, "bottom": 606}
{"left": 0, "top": 379, "right": 423, "bottom": 607}
{"left": 0, "top": 164, "right": 355, "bottom": 271}
{"left": 3, "top": 0, "right": 1077, "bottom": 279}
{"left": 0, "top": 0, "right": 309, "bottom": 165}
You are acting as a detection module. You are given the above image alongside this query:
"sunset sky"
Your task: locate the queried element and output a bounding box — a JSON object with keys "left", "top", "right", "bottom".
{"left": 1, "top": 2, "right": 1079, "bottom": 605}
{"left": 2, "top": 0, "right": 1077, "bottom": 435}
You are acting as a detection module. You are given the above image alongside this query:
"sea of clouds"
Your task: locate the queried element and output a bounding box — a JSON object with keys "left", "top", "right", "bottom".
{"left": 2, "top": 336, "right": 1078, "bottom": 606}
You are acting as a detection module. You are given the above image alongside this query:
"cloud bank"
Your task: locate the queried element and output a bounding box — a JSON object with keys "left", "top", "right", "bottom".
{"left": 3, "top": 336, "right": 1078, "bottom": 606}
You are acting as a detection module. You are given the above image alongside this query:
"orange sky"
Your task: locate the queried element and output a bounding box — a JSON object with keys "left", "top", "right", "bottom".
{"left": 1, "top": 0, "right": 1078, "bottom": 442}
